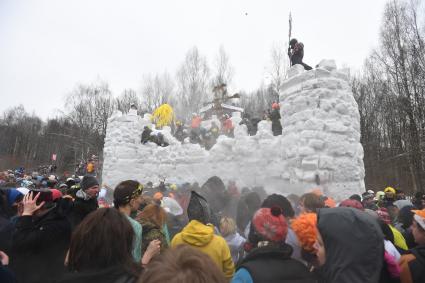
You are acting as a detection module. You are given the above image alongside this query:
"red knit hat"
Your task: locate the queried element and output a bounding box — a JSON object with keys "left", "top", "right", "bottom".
{"left": 50, "top": 189, "right": 63, "bottom": 201}
{"left": 252, "top": 207, "right": 288, "bottom": 242}
{"left": 339, "top": 199, "right": 364, "bottom": 211}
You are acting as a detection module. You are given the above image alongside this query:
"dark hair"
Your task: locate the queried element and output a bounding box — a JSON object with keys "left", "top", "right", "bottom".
{"left": 289, "top": 38, "right": 298, "bottom": 47}
{"left": 68, "top": 208, "right": 140, "bottom": 275}
{"left": 261, "top": 194, "right": 295, "bottom": 218}
{"left": 300, "top": 193, "right": 325, "bottom": 213}
{"left": 349, "top": 194, "right": 362, "bottom": 203}
{"left": 0, "top": 189, "right": 12, "bottom": 217}
{"left": 113, "top": 180, "right": 142, "bottom": 208}
{"left": 138, "top": 245, "right": 226, "bottom": 283}
{"left": 398, "top": 206, "right": 414, "bottom": 229}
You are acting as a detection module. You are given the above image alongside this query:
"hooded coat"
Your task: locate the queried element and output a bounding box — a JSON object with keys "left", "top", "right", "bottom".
{"left": 233, "top": 243, "right": 316, "bottom": 283}
{"left": 10, "top": 207, "right": 71, "bottom": 283}
{"left": 69, "top": 191, "right": 98, "bottom": 229}
{"left": 317, "top": 207, "right": 384, "bottom": 283}
{"left": 171, "top": 220, "right": 234, "bottom": 279}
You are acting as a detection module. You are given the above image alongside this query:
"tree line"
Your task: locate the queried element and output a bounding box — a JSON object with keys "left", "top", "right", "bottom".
{"left": 352, "top": 0, "right": 425, "bottom": 193}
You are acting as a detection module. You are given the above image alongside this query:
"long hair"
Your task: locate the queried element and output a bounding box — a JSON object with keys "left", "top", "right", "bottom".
{"left": 137, "top": 203, "right": 166, "bottom": 227}
{"left": 68, "top": 208, "right": 140, "bottom": 275}
{"left": 300, "top": 193, "right": 325, "bottom": 213}
{"left": 138, "top": 245, "right": 226, "bottom": 283}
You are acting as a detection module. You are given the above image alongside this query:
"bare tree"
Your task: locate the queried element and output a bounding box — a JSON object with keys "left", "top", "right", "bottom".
{"left": 211, "top": 45, "right": 234, "bottom": 88}
{"left": 268, "top": 43, "right": 289, "bottom": 102}
{"left": 116, "top": 89, "right": 140, "bottom": 113}
{"left": 353, "top": 0, "right": 425, "bottom": 193}
{"left": 141, "top": 72, "right": 174, "bottom": 112}
{"left": 239, "top": 84, "right": 269, "bottom": 118}
{"left": 64, "top": 80, "right": 115, "bottom": 161}
{"left": 176, "top": 47, "right": 210, "bottom": 119}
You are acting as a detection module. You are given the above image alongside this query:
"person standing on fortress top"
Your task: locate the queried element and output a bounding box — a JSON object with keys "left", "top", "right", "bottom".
{"left": 270, "top": 102, "right": 283, "bottom": 136}
{"left": 288, "top": 38, "right": 312, "bottom": 70}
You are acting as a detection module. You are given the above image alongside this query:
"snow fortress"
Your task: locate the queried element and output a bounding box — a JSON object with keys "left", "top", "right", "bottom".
{"left": 102, "top": 60, "right": 365, "bottom": 200}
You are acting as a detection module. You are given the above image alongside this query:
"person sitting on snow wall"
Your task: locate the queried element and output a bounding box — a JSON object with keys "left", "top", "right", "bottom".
{"left": 288, "top": 38, "right": 312, "bottom": 71}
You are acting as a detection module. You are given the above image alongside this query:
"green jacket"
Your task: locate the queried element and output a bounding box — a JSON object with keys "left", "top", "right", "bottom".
{"left": 138, "top": 218, "right": 168, "bottom": 255}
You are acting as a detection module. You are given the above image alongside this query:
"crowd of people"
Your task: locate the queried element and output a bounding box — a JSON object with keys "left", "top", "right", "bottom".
{"left": 1, "top": 169, "right": 425, "bottom": 283}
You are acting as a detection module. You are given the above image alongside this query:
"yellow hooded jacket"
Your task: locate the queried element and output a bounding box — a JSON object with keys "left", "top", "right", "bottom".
{"left": 171, "top": 220, "right": 234, "bottom": 279}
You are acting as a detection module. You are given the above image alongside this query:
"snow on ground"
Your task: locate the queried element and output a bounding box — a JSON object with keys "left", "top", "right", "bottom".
{"left": 102, "top": 60, "right": 365, "bottom": 200}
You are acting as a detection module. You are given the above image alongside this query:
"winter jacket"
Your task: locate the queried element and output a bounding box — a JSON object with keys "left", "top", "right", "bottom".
{"left": 399, "top": 245, "right": 425, "bottom": 283}
{"left": 171, "top": 220, "right": 234, "bottom": 279}
{"left": 58, "top": 266, "right": 138, "bottom": 283}
{"left": 126, "top": 215, "right": 142, "bottom": 263}
{"left": 232, "top": 243, "right": 316, "bottom": 283}
{"left": 0, "top": 217, "right": 13, "bottom": 254}
{"left": 0, "top": 262, "right": 16, "bottom": 283}
{"left": 191, "top": 116, "right": 202, "bottom": 128}
{"left": 138, "top": 218, "right": 168, "bottom": 256}
{"left": 141, "top": 127, "right": 153, "bottom": 144}
{"left": 270, "top": 109, "right": 282, "bottom": 136}
{"left": 69, "top": 194, "right": 98, "bottom": 229}
{"left": 317, "top": 207, "right": 384, "bottom": 283}
{"left": 10, "top": 207, "right": 71, "bottom": 283}
{"left": 390, "top": 224, "right": 409, "bottom": 251}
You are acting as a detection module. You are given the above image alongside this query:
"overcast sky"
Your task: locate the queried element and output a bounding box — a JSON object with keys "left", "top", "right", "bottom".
{"left": 0, "top": 0, "right": 388, "bottom": 120}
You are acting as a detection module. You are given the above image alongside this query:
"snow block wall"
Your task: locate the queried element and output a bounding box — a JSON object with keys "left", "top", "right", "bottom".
{"left": 102, "top": 60, "right": 365, "bottom": 200}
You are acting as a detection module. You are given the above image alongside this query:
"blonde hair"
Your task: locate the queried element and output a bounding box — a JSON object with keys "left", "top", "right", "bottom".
{"left": 220, "top": 217, "right": 237, "bottom": 237}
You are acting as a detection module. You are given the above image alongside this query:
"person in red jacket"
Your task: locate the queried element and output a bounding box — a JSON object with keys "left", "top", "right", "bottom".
{"left": 190, "top": 113, "right": 202, "bottom": 144}
{"left": 221, "top": 114, "right": 234, "bottom": 137}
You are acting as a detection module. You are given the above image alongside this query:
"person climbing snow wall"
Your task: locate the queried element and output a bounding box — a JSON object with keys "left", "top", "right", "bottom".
{"left": 288, "top": 38, "right": 312, "bottom": 71}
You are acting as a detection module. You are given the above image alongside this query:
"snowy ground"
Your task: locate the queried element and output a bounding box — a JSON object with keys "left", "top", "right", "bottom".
{"left": 102, "top": 60, "right": 365, "bottom": 200}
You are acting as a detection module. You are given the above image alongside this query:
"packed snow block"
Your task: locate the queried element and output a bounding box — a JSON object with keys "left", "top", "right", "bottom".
{"left": 287, "top": 64, "right": 306, "bottom": 78}
{"left": 332, "top": 68, "right": 350, "bottom": 80}
{"left": 234, "top": 124, "right": 248, "bottom": 138}
{"left": 308, "top": 139, "right": 325, "bottom": 150}
{"left": 314, "top": 68, "right": 332, "bottom": 79}
{"left": 326, "top": 121, "right": 349, "bottom": 133}
{"left": 298, "top": 146, "right": 315, "bottom": 157}
{"left": 301, "top": 157, "right": 319, "bottom": 171}
{"left": 319, "top": 155, "right": 334, "bottom": 169}
{"left": 317, "top": 59, "right": 337, "bottom": 71}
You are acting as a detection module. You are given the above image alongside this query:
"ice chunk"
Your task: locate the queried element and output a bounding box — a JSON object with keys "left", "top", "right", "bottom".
{"left": 317, "top": 59, "right": 337, "bottom": 71}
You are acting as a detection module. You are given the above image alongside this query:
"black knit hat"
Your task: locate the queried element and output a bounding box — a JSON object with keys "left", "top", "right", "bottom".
{"left": 187, "top": 191, "right": 211, "bottom": 224}
{"left": 80, "top": 176, "right": 99, "bottom": 191}
{"left": 261, "top": 194, "right": 295, "bottom": 218}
